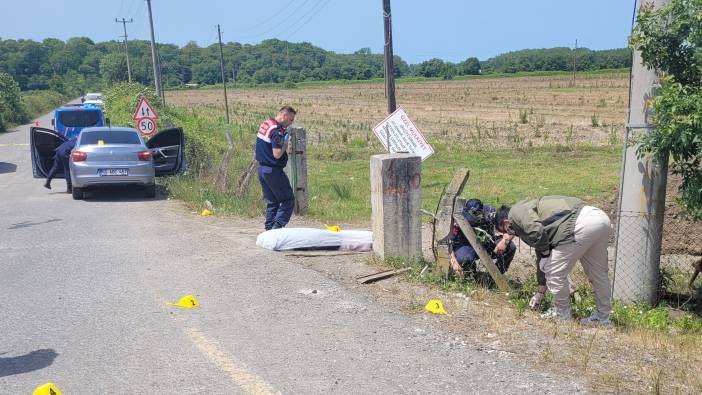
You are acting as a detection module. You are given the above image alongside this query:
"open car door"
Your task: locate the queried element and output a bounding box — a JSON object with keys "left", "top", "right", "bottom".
{"left": 146, "top": 127, "right": 185, "bottom": 176}
{"left": 31, "top": 127, "right": 66, "bottom": 178}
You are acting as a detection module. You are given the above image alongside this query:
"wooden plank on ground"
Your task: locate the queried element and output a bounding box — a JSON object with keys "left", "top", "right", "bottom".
{"left": 356, "top": 267, "right": 412, "bottom": 284}
{"left": 285, "top": 251, "right": 365, "bottom": 258}
{"left": 452, "top": 212, "right": 511, "bottom": 293}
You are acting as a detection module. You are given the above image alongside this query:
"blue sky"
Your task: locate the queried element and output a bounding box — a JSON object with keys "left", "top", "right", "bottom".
{"left": 1, "top": 0, "right": 635, "bottom": 64}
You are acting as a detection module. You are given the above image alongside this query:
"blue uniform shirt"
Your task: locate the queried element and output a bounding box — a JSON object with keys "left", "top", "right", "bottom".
{"left": 255, "top": 118, "right": 288, "bottom": 168}
{"left": 56, "top": 137, "right": 77, "bottom": 157}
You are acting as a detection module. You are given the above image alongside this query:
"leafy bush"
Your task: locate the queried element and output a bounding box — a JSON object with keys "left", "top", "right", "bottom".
{"left": 0, "top": 71, "right": 26, "bottom": 131}
{"left": 21, "top": 90, "right": 67, "bottom": 120}
{"left": 632, "top": 0, "right": 702, "bottom": 219}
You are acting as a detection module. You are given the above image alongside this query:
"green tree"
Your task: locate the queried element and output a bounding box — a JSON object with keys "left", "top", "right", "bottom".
{"left": 457, "top": 57, "right": 480, "bottom": 75}
{"left": 0, "top": 71, "right": 26, "bottom": 131}
{"left": 99, "top": 52, "right": 128, "bottom": 85}
{"left": 631, "top": 0, "right": 702, "bottom": 218}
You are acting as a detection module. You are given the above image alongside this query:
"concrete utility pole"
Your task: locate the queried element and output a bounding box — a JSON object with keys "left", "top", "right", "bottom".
{"left": 146, "top": 0, "right": 162, "bottom": 98}
{"left": 613, "top": 0, "right": 670, "bottom": 304}
{"left": 115, "top": 18, "right": 133, "bottom": 82}
{"left": 382, "top": 0, "right": 397, "bottom": 114}
{"left": 217, "top": 24, "right": 230, "bottom": 124}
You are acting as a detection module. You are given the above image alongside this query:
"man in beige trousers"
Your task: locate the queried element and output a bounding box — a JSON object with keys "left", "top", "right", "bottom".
{"left": 494, "top": 196, "right": 612, "bottom": 325}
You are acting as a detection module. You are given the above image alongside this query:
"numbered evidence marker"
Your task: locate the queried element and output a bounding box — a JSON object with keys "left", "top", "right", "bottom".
{"left": 32, "top": 383, "right": 63, "bottom": 395}
{"left": 168, "top": 294, "right": 200, "bottom": 308}
{"left": 200, "top": 209, "right": 213, "bottom": 216}
{"left": 425, "top": 299, "right": 449, "bottom": 315}
{"left": 324, "top": 224, "right": 341, "bottom": 232}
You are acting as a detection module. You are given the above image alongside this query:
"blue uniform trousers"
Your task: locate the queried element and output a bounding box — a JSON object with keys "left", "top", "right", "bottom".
{"left": 46, "top": 141, "right": 74, "bottom": 189}
{"left": 257, "top": 165, "right": 294, "bottom": 230}
{"left": 454, "top": 237, "right": 516, "bottom": 274}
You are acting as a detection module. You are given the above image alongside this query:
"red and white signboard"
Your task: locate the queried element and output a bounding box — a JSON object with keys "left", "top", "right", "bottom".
{"left": 136, "top": 118, "right": 157, "bottom": 135}
{"left": 132, "top": 96, "right": 160, "bottom": 136}
{"left": 132, "top": 96, "right": 160, "bottom": 121}
{"left": 372, "top": 107, "right": 434, "bottom": 161}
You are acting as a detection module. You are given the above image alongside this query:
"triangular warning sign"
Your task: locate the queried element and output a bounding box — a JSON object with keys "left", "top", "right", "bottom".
{"left": 132, "top": 96, "right": 160, "bottom": 121}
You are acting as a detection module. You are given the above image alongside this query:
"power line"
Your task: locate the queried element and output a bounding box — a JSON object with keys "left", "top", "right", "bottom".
{"left": 286, "top": 0, "right": 331, "bottom": 40}
{"left": 233, "top": 0, "right": 318, "bottom": 41}
{"left": 225, "top": 0, "right": 297, "bottom": 34}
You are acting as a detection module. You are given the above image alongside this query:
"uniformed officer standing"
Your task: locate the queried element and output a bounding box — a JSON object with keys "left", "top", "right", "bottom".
{"left": 255, "top": 106, "right": 297, "bottom": 230}
{"left": 44, "top": 136, "right": 77, "bottom": 192}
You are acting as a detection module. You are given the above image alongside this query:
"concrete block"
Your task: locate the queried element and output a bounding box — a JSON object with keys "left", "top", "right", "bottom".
{"left": 370, "top": 154, "right": 422, "bottom": 260}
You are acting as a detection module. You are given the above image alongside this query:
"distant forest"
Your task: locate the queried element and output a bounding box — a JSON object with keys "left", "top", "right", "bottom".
{"left": 0, "top": 37, "right": 631, "bottom": 94}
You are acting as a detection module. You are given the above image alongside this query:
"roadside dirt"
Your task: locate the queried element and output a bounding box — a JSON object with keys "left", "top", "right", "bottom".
{"left": 188, "top": 202, "right": 700, "bottom": 394}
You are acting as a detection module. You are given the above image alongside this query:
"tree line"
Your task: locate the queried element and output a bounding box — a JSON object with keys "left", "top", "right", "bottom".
{"left": 0, "top": 36, "right": 631, "bottom": 94}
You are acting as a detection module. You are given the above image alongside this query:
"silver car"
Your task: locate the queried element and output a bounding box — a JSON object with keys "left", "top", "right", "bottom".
{"left": 31, "top": 126, "right": 184, "bottom": 200}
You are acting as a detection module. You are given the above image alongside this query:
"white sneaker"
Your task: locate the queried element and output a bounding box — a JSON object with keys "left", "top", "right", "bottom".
{"left": 540, "top": 307, "right": 570, "bottom": 321}
{"left": 580, "top": 313, "right": 612, "bottom": 326}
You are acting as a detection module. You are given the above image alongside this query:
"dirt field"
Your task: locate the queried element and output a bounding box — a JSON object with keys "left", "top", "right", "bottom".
{"left": 168, "top": 71, "right": 630, "bottom": 148}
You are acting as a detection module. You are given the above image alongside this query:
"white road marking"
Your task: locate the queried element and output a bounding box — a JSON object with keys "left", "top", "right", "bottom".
{"left": 0, "top": 143, "right": 29, "bottom": 147}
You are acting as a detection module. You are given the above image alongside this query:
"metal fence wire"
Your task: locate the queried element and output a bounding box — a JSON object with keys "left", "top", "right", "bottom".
{"left": 493, "top": 211, "right": 702, "bottom": 312}
{"left": 613, "top": 211, "right": 702, "bottom": 309}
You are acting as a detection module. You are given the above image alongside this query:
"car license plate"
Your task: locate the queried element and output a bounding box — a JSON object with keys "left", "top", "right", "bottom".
{"left": 99, "top": 168, "right": 128, "bottom": 176}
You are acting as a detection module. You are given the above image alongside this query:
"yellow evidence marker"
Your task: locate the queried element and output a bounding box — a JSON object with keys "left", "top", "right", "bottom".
{"left": 324, "top": 224, "right": 341, "bottom": 232}
{"left": 98, "top": 139, "right": 105, "bottom": 145}
{"left": 425, "top": 299, "right": 449, "bottom": 315}
{"left": 32, "top": 383, "right": 62, "bottom": 395}
{"left": 201, "top": 209, "right": 213, "bottom": 216}
{"left": 168, "top": 294, "right": 200, "bottom": 308}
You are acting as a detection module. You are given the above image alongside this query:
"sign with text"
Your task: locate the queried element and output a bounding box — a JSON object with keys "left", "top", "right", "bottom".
{"left": 372, "top": 107, "right": 434, "bottom": 161}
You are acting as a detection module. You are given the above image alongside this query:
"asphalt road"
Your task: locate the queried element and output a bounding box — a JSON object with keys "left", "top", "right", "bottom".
{"left": 0, "top": 114, "right": 583, "bottom": 394}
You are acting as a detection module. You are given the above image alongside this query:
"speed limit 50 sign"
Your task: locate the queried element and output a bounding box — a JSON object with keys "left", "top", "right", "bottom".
{"left": 136, "top": 117, "right": 156, "bottom": 136}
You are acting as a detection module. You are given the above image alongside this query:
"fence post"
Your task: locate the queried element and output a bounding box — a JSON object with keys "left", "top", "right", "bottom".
{"left": 285, "top": 128, "right": 308, "bottom": 215}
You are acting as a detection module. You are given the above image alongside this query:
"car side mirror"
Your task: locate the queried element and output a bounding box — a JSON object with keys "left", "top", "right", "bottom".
{"left": 51, "top": 119, "right": 55, "bottom": 126}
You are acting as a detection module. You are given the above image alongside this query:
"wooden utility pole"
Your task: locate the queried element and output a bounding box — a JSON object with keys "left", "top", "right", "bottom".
{"left": 115, "top": 18, "right": 133, "bottom": 82}
{"left": 382, "top": 0, "right": 397, "bottom": 114}
{"left": 146, "top": 0, "right": 162, "bottom": 98}
{"left": 572, "top": 39, "right": 578, "bottom": 87}
{"left": 217, "top": 24, "right": 230, "bottom": 124}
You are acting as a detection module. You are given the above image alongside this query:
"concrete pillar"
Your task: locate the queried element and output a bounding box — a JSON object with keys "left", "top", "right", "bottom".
{"left": 370, "top": 154, "right": 422, "bottom": 260}
{"left": 613, "top": 0, "right": 669, "bottom": 304}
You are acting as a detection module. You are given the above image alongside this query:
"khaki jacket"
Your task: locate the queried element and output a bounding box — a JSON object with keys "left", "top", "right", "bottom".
{"left": 508, "top": 196, "right": 585, "bottom": 253}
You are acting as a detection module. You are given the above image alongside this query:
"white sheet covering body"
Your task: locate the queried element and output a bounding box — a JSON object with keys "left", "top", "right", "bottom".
{"left": 256, "top": 228, "right": 373, "bottom": 251}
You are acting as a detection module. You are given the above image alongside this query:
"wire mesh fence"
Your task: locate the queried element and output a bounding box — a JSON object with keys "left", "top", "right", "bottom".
{"left": 487, "top": 211, "right": 701, "bottom": 312}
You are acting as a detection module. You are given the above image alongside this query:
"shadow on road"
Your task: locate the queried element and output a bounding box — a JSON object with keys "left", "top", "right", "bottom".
{"left": 0, "top": 162, "right": 17, "bottom": 174}
{"left": 8, "top": 218, "right": 62, "bottom": 230}
{"left": 81, "top": 185, "right": 167, "bottom": 202}
{"left": 0, "top": 349, "right": 58, "bottom": 378}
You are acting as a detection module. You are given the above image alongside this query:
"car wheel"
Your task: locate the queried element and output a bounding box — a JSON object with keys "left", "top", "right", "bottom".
{"left": 72, "top": 187, "right": 84, "bottom": 200}
{"left": 144, "top": 184, "right": 156, "bottom": 198}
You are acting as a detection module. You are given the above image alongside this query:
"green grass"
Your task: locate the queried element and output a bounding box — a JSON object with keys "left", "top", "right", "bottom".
{"left": 308, "top": 143, "right": 621, "bottom": 222}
